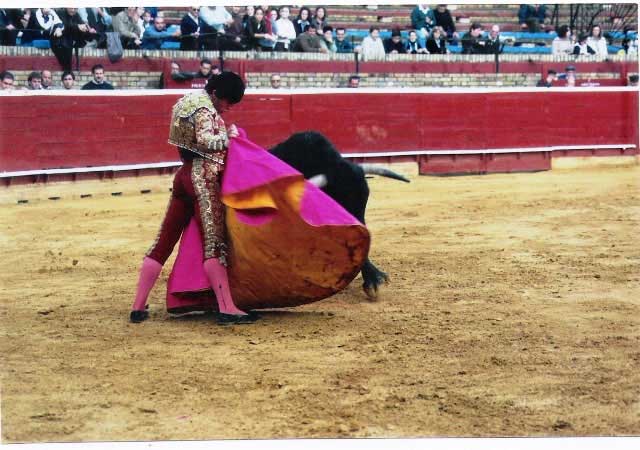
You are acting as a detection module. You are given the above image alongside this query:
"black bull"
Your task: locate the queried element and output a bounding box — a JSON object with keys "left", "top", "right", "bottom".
{"left": 269, "top": 131, "right": 409, "bottom": 298}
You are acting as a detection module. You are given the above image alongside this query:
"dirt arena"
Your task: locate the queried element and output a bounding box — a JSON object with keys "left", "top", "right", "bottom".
{"left": 1, "top": 163, "right": 639, "bottom": 443}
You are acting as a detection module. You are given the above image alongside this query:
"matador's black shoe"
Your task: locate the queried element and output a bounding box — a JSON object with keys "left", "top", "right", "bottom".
{"left": 216, "top": 312, "right": 260, "bottom": 325}
{"left": 130, "top": 310, "right": 149, "bottom": 323}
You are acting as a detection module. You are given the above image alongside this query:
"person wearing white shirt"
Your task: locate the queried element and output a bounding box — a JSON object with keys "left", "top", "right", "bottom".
{"left": 35, "top": 8, "right": 61, "bottom": 36}
{"left": 275, "top": 6, "right": 296, "bottom": 51}
{"left": 586, "top": 24, "right": 608, "bottom": 60}
{"left": 552, "top": 24, "right": 573, "bottom": 56}
{"left": 357, "top": 26, "right": 386, "bottom": 61}
{"left": 200, "top": 6, "right": 232, "bottom": 33}
{"left": 136, "top": 7, "right": 146, "bottom": 38}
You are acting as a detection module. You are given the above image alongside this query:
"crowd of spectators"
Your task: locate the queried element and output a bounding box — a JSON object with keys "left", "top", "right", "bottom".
{"left": 0, "top": 63, "right": 114, "bottom": 91}
{"left": 1, "top": 5, "right": 637, "bottom": 90}
{"left": 1, "top": 5, "right": 637, "bottom": 61}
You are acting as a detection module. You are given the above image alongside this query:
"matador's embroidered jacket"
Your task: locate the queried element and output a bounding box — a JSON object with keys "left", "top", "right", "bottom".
{"left": 168, "top": 90, "right": 229, "bottom": 170}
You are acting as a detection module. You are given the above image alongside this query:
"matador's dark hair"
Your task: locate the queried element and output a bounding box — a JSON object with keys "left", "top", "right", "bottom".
{"left": 205, "top": 71, "right": 245, "bottom": 105}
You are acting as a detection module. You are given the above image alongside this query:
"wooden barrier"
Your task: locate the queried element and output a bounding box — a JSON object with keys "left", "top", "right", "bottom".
{"left": 0, "top": 88, "right": 637, "bottom": 178}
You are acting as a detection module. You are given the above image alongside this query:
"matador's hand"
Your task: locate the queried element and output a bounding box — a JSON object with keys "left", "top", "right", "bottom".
{"left": 227, "top": 124, "right": 239, "bottom": 139}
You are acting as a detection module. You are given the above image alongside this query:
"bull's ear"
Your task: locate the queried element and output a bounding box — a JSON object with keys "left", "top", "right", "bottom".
{"left": 308, "top": 174, "right": 328, "bottom": 188}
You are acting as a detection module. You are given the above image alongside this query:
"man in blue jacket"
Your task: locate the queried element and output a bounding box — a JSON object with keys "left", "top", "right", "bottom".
{"left": 335, "top": 27, "right": 353, "bottom": 53}
{"left": 142, "top": 16, "right": 181, "bottom": 50}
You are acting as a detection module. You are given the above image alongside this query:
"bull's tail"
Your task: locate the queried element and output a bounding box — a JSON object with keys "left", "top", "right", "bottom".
{"left": 359, "top": 164, "right": 411, "bottom": 183}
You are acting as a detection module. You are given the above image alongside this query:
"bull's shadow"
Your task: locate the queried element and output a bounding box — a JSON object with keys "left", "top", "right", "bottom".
{"left": 269, "top": 131, "right": 409, "bottom": 299}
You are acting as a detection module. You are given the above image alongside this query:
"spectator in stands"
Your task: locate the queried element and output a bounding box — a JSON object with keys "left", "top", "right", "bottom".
{"left": 35, "top": 8, "right": 62, "bottom": 39}
{"left": 518, "top": 4, "right": 547, "bottom": 32}
{"left": 202, "top": 6, "right": 232, "bottom": 34}
{"left": 78, "top": 7, "right": 112, "bottom": 48}
{"left": 621, "top": 27, "right": 638, "bottom": 58}
{"left": 484, "top": 25, "right": 503, "bottom": 55}
{"left": 197, "top": 58, "right": 213, "bottom": 79}
{"left": 41, "top": 70, "right": 53, "bottom": 90}
{"left": 384, "top": 28, "right": 406, "bottom": 54}
{"left": 140, "top": 10, "right": 153, "bottom": 31}
{"left": 433, "top": 5, "right": 458, "bottom": 44}
{"left": 180, "top": 7, "right": 200, "bottom": 50}
{"left": 50, "top": 8, "right": 96, "bottom": 72}
{"left": 142, "top": 16, "right": 181, "bottom": 50}
{"left": 348, "top": 75, "right": 360, "bottom": 88}
{"left": 242, "top": 5, "right": 255, "bottom": 30}
{"left": 15, "top": 8, "right": 41, "bottom": 46}
{"left": 586, "top": 24, "right": 608, "bottom": 60}
{"left": 411, "top": 4, "right": 435, "bottom": 44}
{"left": 82, "top": 64, "right": 115, "bottom": 90}
{"left": 536, "top": 69, "right": 556, "bottom": 87}
{"left": 135, "top": 7, "right": 146, "bottom": 38}
{"left": 294, "top": 22, "right": 326, "bottom": 53}
{"left": 0, "top": 71, "right": 16, "bottom": 90}
{"left": 405, "top": 30, "right": 427, "bottom": 54}
{"left": 461, "top": 23, "right": 485, "bottom": 54}
{"left": 222, "top": 6, "right": 247, "bottom": 50}
{"left": 112, "top": 7, "right": 142, "bottom": 49}
{"left": 335, "top": 27, "right": 354, "bottom": 53}
{"left": 0, "top": 9, "right": 19, "bottom": 46}
{"left": 628, "top": 74, "right": 638, "bottom": 87}
{"left": 573, "top": 34, "right": 595, "bottom": 56}
{"left": 27, "top": 71, "right": 42, "bottom": 90}
{"left": 358, "top": 26, "right": 386, "bottom": 60}
{"left": 200, "top": 6, "right": 233, "bottom": 49}
{"left": 551, "top": 24, "right": 573, "bottom": 56}
{"left": 247, "top": 7, "right": 277, "bottom": 51}
{"left": 275, "top": 6, "right": 296, "bottom": 51}
{"left": 426, "top": 26, "right": 448, "bottom": 54}
{"left": 61, "top": 71, "right": 75, "bottom": 90}
{"left": 169, "top": 59, "right": 212, "bottom": 83}
{"left": 262, "top": 9, "right": 279, "bottom": 51}
{"left": 270, "top": 73, "right": 282, "bottom": 89}
{"left": 294, "top": 7, "right": 312, "bottom": 36}
{"left": 311, "top": 7, "right": 329, "bottom": 36}
{"left": 319, "top": 25, "right": 337, "bottom": 52}
{"left": 557, "top": 65, "right": 577, "bottom": 87}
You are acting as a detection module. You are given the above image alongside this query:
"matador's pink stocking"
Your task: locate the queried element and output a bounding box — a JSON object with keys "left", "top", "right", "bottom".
{"left": 131, "top": 257, "right": 163, "bottom": 313}
{"left": 203, "top": 258, "right": 248, "bottom": 315}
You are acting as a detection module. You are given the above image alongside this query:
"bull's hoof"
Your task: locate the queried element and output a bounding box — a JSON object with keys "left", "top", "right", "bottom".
{"left": 363, "top": 272, "right": 390, "bottom": 300}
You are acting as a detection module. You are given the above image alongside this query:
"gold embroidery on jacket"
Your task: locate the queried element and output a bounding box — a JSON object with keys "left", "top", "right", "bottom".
{"left": 168, "top": 90, "right": 229, "bottom": 166}
{"left": 191, "top": 158, "right": 228, "bottom": 266}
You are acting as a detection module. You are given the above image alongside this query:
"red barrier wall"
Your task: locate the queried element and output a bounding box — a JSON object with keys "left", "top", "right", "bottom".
{"left": 1, "top": 89, "right": 638, "bottom": 173}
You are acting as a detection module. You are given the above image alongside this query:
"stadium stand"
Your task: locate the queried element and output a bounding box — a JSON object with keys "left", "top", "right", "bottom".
{"left": 1, "top": 5, "right": 637, "bottom": 89}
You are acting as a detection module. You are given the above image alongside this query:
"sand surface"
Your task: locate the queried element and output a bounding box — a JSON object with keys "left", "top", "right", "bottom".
{"left": 1, "top": 166, "right": 639, "bottom": 442}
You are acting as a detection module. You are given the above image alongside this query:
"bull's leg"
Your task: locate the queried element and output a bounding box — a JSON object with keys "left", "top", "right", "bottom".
{"left": 328, "top": 167, "right": 389, "bottom": 299}
{"left": 361, "top": 258, "right": 389, "bottom": 299}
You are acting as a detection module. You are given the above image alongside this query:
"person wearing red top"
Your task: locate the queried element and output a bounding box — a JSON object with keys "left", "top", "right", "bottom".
{"left": 130, "top": 72, "right": 259, "bottom": 325}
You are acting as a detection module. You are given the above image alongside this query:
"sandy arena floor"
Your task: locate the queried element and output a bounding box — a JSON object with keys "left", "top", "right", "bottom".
{"left": 1, "top": 165, "right": 639, "bottom": 443}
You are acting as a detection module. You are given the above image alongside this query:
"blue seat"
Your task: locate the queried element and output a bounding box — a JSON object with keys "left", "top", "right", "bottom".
{"left": 161, "top": 41, "right": 181, "bottom": 50}
{"left": 607, "top": 31, "right": 637, "bottom": 40}
{"left": 502, "top": 46, "right": 551, "bottom": 54}
{"left": 32, "top": 39, "right": 51, "bottom": 49}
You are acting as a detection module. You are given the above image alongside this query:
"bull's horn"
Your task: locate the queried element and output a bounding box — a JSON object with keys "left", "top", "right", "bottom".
{"left": 359, "top": 164, "right": 410, "bottom": 183}
{"left": 308, "top": 173, "right": 328, "bottom": 188}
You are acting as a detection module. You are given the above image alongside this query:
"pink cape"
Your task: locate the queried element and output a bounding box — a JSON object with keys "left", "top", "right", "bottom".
{"left": 166, "top": 130, "right": 370, "bottom": 313}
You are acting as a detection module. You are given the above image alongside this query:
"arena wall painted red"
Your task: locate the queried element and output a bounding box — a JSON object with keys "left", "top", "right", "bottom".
{"left": 0, "top": 89, "right": 637, "bottom": 177}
